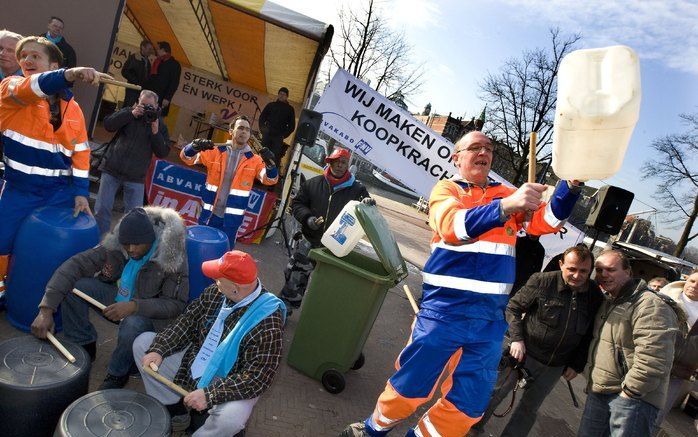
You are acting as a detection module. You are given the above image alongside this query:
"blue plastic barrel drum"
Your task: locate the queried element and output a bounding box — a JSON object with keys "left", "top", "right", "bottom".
{"left": 186, "top": 225, "right": 230, "bottom": 302}
{"left": 5, "top": 207, "right": 100, "bottom": 332}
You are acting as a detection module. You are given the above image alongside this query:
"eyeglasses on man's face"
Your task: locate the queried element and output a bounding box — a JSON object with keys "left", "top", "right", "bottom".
{"left": 455, "top": 144, "right": 494, "bottom": 154}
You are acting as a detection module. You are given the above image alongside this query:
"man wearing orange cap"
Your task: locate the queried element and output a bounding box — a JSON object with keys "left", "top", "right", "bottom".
{"left": 280, "top": 147, "right": 372, "bottom": 309}
{"left": 134, "top": 250, "right": 285, "bottom": 436}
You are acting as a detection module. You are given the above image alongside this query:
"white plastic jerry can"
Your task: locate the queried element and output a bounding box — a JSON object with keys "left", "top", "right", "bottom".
{"left": 321, "top": 200, "right": 365, "bottom": 257}
{"left": 552, "top": 45, "right": 641, "bottom": 181}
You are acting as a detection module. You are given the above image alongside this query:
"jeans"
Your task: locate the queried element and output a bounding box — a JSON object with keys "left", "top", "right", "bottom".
{"left": 472, "top": 354, "right": 565, "bottom": 436}
{"left": 95, "top": 172, "right": 145, "bottom": 235}
{"left": 578, "top": 392, "right": 659, "bottom": 437}
{"left": 61, "top": 277, "right": 154, "bottom": 377}
{"left": 133, "top": 332, "right": 258, "bottom": 436}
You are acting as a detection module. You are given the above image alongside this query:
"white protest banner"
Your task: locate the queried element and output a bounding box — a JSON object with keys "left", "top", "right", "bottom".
{"left": 314, "top": 69, "right": 585, "bottom": 259}
{"left": 314, "top": 69, "right": 459, "bottom": 198}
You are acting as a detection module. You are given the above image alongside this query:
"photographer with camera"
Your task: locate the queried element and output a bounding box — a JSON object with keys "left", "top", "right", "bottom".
{"left": 95, "top": 90, "right": 170, "bottom": 235}
{"left": 469, "top": 245, "right": 603, "bottom": 437}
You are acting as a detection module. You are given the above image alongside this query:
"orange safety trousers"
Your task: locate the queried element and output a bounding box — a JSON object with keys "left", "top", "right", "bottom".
{"left": 366, "top": 314, "right": 507, "bottom": 437}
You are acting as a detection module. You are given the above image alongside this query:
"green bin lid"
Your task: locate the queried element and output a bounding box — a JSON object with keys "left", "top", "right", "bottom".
{"left": 354, "top": 203, "right": 408, "bottom": 282}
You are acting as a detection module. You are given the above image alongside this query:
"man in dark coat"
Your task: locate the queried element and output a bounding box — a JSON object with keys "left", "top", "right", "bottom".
{"left": 259, "top": 87, "right": 295, "bottom": 166}
{"left": 41, "top": 16, "right": 76, "bottom": 68}
{"left": 470, "top": 245, "right": 603, "bottom": 436}
{"left": 121, "top": 40, "right": 153, "bottom": 108}
{"left": 280, "top": 148, "right": 372, "bottom": 308}
{"left": 95, "top": 89, "right": 170, "bottom": 235}
{"left": 31, "top": 207, "right": 189, "bottom": 390}
{"left": 145, "top": 41, "right": 181, "bottom": 116}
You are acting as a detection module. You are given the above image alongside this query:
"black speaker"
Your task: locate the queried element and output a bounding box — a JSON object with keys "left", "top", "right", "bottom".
{"left": 295, "top": 109, "right": 323, "bottom": 146}
{"left": 585, "top": 185, "right": 634, "bottom": 234}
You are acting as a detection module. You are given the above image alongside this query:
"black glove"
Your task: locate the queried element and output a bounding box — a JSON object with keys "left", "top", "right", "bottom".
{"left": 259, "top": 147, "right": 276, "bottom": 168}
{"left": 306, "top": 216, "right": 320, "bottom": 231}
{"left": 191, "top": 138, "right": 215, "bottom": 152}
{"left": 361, "top": 197, "right": 376, "bottom": 206}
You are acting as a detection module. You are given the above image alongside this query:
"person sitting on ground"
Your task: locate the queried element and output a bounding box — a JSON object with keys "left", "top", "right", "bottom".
{"left": 134, "top": 250, "right": 285, "bottom": 436}
{"left": 281, "top": 147, "right": 372, "bottom": 309}
{"left": 647, "top": 276, "right": 669, "bottom": 292}
{"left": 654, "top": 268, "right": 698, "bottom": 433}
{"left": 31, "top": 207, "right": 189, "bottom": 390}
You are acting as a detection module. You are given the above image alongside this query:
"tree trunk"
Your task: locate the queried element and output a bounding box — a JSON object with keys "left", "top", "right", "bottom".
{"left": 674, "top": 193, "right": 698, "bottom": 257}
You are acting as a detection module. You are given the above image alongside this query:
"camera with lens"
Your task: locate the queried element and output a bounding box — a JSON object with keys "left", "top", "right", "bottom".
{"left": 142, "top": 104, "right": 161, "bottom": 123}
{"left": 501, "top": 352, "right": 535, "bottom": 389}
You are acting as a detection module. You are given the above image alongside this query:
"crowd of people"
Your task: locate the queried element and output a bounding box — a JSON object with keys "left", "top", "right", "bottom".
{"left": 0, "top": 18, "right": 695, "bottom": 437}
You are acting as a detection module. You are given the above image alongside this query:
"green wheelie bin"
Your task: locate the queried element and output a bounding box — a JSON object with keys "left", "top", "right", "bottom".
{"left": 287, "top": 203, "right": 408, "bottom": 394}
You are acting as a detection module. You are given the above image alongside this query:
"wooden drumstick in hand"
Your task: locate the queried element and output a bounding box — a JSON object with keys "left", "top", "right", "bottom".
{"left": 46, "top": 332, "right": 76, "bottom": 363}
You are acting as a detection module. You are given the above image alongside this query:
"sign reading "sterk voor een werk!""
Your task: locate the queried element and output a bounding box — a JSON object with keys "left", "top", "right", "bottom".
{"left": 315, "top": 69, "right": 465, "bottom": 198}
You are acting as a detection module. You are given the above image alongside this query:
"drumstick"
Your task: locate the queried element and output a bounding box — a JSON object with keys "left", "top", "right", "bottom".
{"left": 142, "top": 365, "right": 190, "bottom": 397}
{"left": 46, "top": 331, "right": 76, "bottom": 363}
{"left": 528, "top": 131, "right": 537, "bottom": 183}
{"left": 403, "top": 285, "right": 419, "bottom": 315}
{"left": 72, "top": 288, "right": 107, "bottom": 311}
{"left": 95, "top": 72, "right": 141, "bottom": 90}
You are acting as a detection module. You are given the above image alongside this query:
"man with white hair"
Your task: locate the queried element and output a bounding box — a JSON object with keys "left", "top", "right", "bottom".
{"left": 95, "top": 89, "right": 170, "bottom": 234}
{"left": 0, "top": 30, "right": 22, "bottom": 80}
{"left": 342, "top": 131, "right": 583, "bottom": 437}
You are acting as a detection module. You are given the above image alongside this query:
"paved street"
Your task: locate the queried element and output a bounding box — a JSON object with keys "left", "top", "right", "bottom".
{"left": 0, "top": 188, "right": 694, "bottom": 436}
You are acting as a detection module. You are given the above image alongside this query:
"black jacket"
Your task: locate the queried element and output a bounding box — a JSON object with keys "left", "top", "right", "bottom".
{"left": 144, "top": 57, "right": 181, "bottom": 104}
{"left": 102, "top": 107, "right": 170, "bottom": 183}
{"left": 259, "top": 100, "right": 295, "bottom": 138}
{"left": 506, "top": 270, "right": 603, "bottom": 372}
{"left": 121, "top": 53, "right": 151, "bottom": 107}
{"left": 40, "top": 207, "right": 189, "bottom": 331}
{"left": 292, "top": 174, "right": 370, "bottom": 247}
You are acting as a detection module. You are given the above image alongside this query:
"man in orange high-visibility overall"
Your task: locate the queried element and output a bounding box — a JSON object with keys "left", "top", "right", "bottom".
{"left": 180, "top": 115, "right": 278, "bottom": 246}
{"left": 0, "top": 36, "right": 98, "bottom": 299}
{"left": 341, "top": 131, "right": 583, "bottom": 437}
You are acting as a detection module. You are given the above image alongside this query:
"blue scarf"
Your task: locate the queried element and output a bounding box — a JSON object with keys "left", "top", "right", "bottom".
{"left": 45, "top": 32, "right": 63, "bottom": 44}
{"left": 196, "top": 292, "right": 286, "bottom": 388}
{"left": 115, "top": 240, "right": 158, "bottom": 302}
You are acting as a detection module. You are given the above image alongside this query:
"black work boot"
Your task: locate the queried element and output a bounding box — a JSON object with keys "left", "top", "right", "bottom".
{"left": 98, "top": 373, "right": 129, "bottom": 390}
{"left": 82, "top": 341, "right": 96, "bottom": 362}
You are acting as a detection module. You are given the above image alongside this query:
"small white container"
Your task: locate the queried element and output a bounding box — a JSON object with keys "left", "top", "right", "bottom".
{"left": 321, "top": 201, "right": 365, "bottom": 257}
{"left": 552, "top": 45, "right": 641, "bottom": 181}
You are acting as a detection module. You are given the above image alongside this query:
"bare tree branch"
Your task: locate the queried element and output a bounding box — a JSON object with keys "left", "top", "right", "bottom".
{"left": 642, "top": 112, "right": 698, "bottom": 256}
{"left": 321, "top": 0, "right": 425, "bottom": 100}
{"left": 479, "top": 28, "right": 581, "bottom": 184}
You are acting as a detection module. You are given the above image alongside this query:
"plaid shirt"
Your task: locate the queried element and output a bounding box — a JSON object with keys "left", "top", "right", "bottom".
{"left": 147, "top": 283, "right": 284, "bottom": 407}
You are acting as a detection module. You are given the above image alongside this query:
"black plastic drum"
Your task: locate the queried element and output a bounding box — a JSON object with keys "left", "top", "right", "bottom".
{"left": 55, "top": 389, "right": 171, "bottom": 437}
{"left": 0, "top": 335, "right": 90, "bottom": 437}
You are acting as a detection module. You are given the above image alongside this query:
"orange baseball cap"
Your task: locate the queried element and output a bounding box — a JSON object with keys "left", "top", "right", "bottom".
{"left": 201, "top": 250, "right": 258, "bottom": 285}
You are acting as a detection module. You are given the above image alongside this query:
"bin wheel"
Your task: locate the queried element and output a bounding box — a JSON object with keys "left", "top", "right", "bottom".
{"left": 321, "top": 370, "right": 345, "bottom": 394}
{"left": 351, "top": 353, "right": 365, "bottom": 370}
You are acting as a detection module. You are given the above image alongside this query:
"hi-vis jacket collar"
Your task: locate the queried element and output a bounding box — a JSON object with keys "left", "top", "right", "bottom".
{"left": 450, "top": 175, "right": 501, "bottom": 189}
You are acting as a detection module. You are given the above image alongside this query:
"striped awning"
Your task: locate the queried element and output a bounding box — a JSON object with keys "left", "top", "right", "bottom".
{"left": 117, "top": 0, "right": 332, "bottom": 104}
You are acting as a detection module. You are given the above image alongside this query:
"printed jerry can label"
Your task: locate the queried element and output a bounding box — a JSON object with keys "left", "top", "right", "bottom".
{"left": 331, "top": 212, "right": 357, "bottom": 245}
